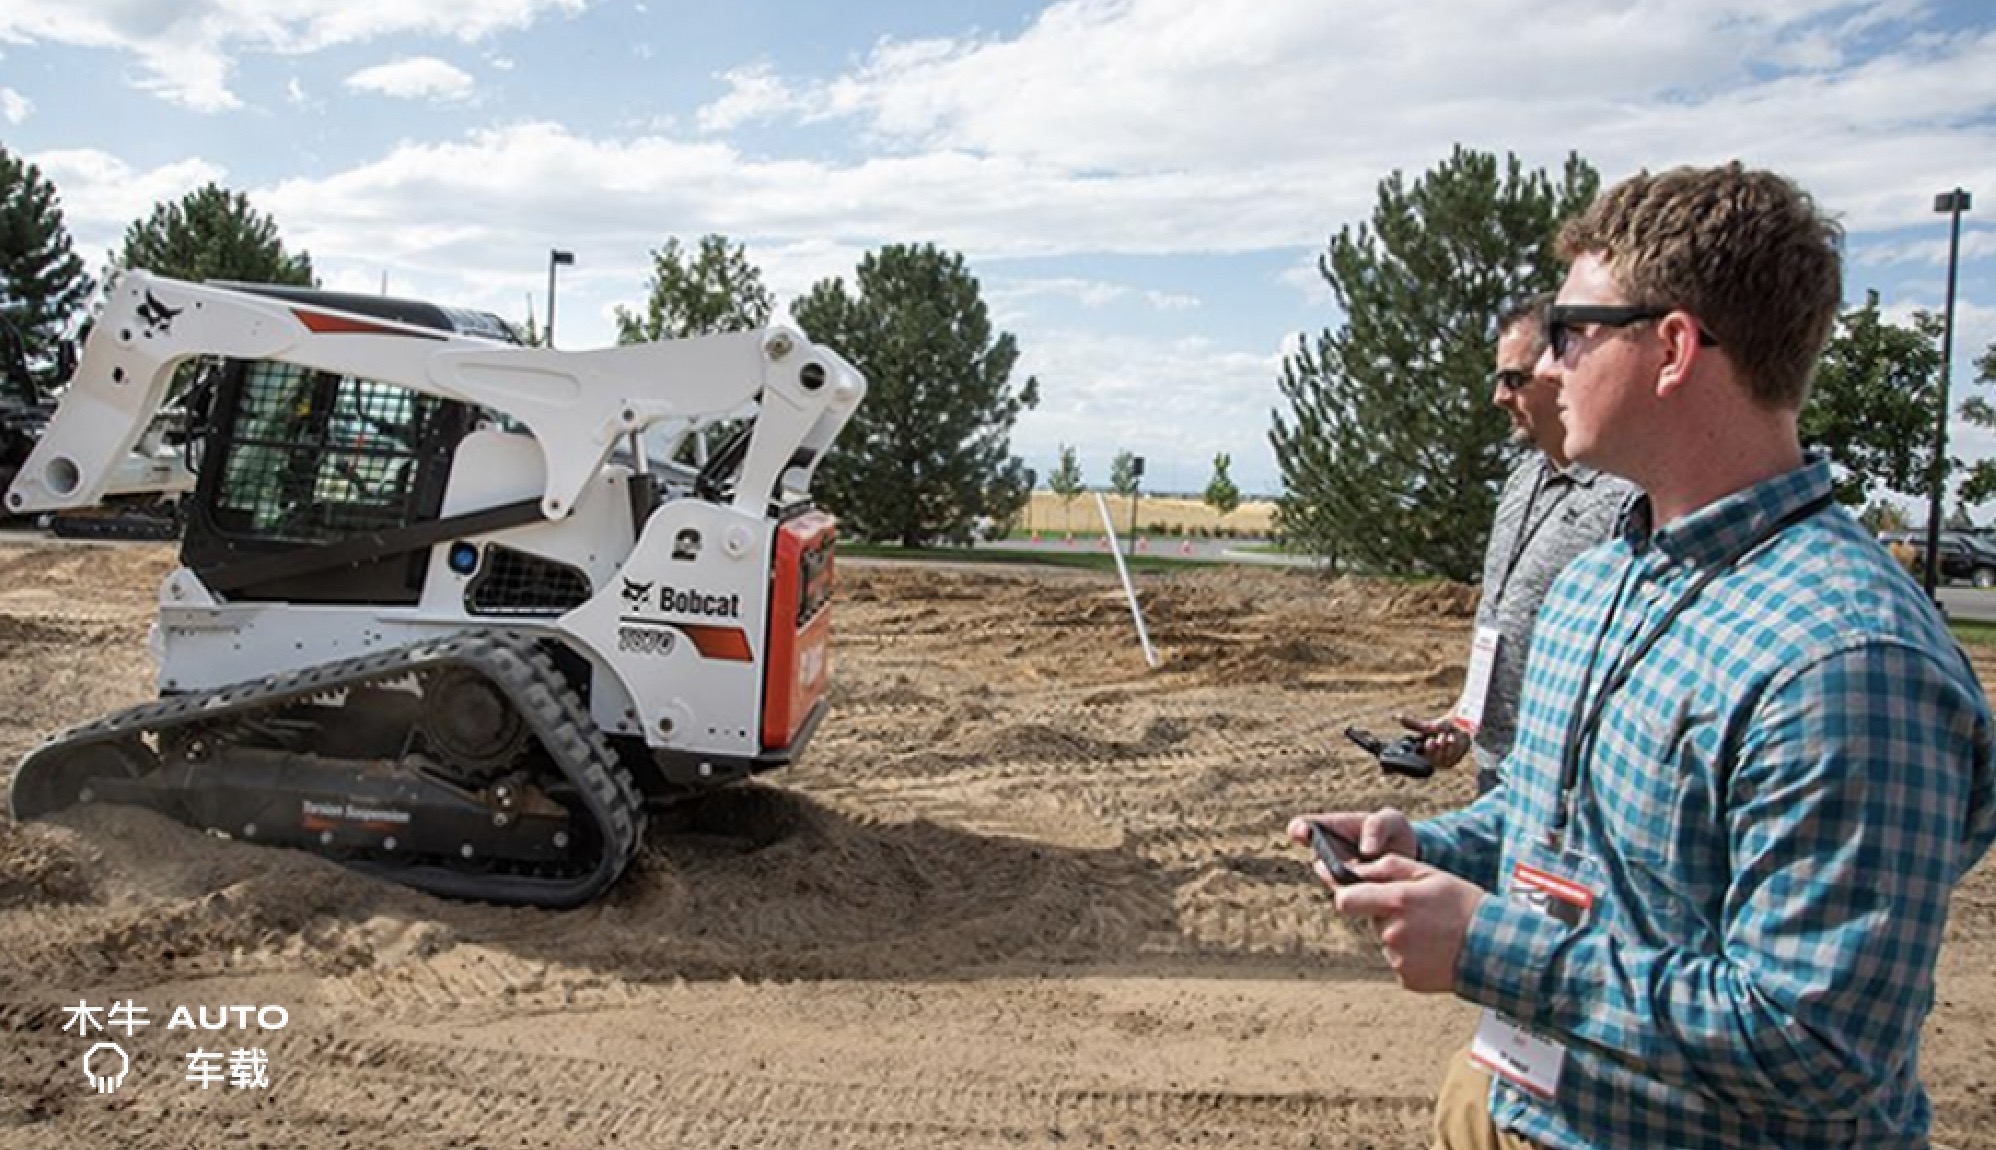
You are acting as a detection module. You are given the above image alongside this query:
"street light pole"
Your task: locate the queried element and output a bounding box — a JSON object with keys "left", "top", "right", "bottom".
{"left": 1923, "top": 189, "right": 1972, "bottom": 601}
{"left": 1128, "top": 456, "right": 1145, "bottom": 558}
{"left": 546, "top": 249, "right": 575, "bottom": 348}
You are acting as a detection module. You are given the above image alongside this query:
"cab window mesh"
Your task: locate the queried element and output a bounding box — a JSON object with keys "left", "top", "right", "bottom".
{"left": 214, "top": 361, "right": 454, "bottom": 541}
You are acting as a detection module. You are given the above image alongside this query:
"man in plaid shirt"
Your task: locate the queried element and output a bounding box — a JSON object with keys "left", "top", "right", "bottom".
{"left": 1295, "top": 164, "right": 1996, "bottom": 1149}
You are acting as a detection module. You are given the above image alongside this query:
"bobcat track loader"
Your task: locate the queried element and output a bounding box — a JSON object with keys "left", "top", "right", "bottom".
{"left": 4, "top": 270, "right": 866, "bottom": 907}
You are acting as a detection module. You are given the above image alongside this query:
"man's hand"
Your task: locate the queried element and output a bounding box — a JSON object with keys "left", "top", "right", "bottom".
{"left": 1287, "top": 807, "right": 1418, "bottom": 862}
{"left": 1398, "top": 713, "right": 1470, "bottom": 771}
{"left": 1333, "top": 855, "right": 1487, "bottom": 993}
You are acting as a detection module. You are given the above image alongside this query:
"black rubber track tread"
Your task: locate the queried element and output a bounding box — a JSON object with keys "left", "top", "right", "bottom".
{"left": 9, "top": 629, "right": 646, "bottom": 909}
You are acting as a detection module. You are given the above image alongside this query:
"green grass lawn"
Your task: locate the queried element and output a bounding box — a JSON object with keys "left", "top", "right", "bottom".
{"left": 1951, "top": 619, "right": 1996, "bottom": 647}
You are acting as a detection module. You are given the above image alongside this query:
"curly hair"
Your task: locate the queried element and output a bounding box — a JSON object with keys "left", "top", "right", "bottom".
{"left": 1557, "top": 163, "right": 1843, "bottom": 409}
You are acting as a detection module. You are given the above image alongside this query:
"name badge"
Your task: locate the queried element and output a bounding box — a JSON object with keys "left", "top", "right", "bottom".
{"left": 1470, "top": 1009, "right": 1565, "bottom": 1098}
{"left": 1455, "top": 626, "right": 1501, "bottom": 733}
{"left": 1468, "top": 855, "right": 1599, "bottom": 1098}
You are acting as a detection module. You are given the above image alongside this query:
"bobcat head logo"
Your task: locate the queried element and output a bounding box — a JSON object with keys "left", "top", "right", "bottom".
{"left": 621, "top": 579, "right": 652, "bottom": 607}
{"left": 136, "top": 290, "right": 183, "bottom": 337}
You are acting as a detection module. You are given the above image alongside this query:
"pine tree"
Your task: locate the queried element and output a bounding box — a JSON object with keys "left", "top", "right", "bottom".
{"left": 614, "top": 235, "right": 772, "bottom": 343}
{"left": 119, "top": 183, "right": 313, "bottom": 286}
{"left": 1953, "top": 340, "right": 1996, "bottom": 506}
{"left": 1799, "top": 291, "right": 1942, "bottom": 506}
{"left": 615, "top": 235, "right": 773, "bottom": 465}
{"left": 1204, "top": 452, "right": 1241, "bottom": 523}
{"left": 0, "top": 146, "right": 93, "bottom": 381}
{"left": 1270, "top": 147, "right": 1596, "bottom": 580}
{"left": 791, "top": 243, "right": 1039, "bottom": 547}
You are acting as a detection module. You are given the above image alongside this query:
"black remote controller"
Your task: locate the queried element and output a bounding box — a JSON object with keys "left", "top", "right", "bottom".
{"left": 1343, "top": 726, "right": 1437, "bottom": 780}
{"left": 1308, "top": 823, "right": 1368, "bottom": 885}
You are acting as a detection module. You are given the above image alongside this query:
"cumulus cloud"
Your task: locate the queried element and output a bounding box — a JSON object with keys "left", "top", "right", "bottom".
{"left": 1856, "top": 228, "right": 1996, "bottom": 268}
{"left": 1011, "top": 328, "right": 1288, "bottom": 492}
{"left": 714, "top": 0, "right": 1996, "bottom": 234}
{"left": 1145, "top": 290, "right": 1200, "bottom": 312}
{"left": 1, "top": 87, "right": 30, "bottom": 124}
{"left": 0, "top": 0, "right": 579, "bottom": 111}
{"left": 990, "top": 278, "right": 1136, "bottom": 310}
{"left": 28, "top": 150, "right": 229, "bottom": 257}
{"left": 17, "top": 0, "right": 1995, "bottom": 492}
{"left": 987, "top": 278, "right": 1202, "bottom": 314}
{"left": 696, "top": 63, "right": 806, "bottom": 133}
{"left": 344, "top": 57, "right": 476, "bottom": 103}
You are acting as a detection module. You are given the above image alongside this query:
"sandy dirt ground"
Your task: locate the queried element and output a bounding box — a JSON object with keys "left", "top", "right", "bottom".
{"left": 2, "top": 539, "right": 1995, "bottom": 1149}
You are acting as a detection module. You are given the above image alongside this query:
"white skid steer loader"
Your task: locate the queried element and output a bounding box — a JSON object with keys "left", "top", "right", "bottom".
{"left": 4, "top": 270, "right": 866, "bottom": 907}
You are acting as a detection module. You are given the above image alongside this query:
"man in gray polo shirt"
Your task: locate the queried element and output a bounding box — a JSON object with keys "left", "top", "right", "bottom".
{"left": 1400, "top": 295, "right": 1636, "bottom": 794}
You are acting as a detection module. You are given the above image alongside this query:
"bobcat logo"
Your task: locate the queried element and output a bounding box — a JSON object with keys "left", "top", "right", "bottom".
{"left": 621, "top": 578, "right": 652, "bottom": 608}
{"left": 137, "top": 290, "right": 183, "bottom": 337}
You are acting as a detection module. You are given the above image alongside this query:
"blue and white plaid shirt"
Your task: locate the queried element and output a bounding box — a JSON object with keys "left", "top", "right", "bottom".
{"left": 1416, "top": 459, "right": 1996, "bottom": 1150}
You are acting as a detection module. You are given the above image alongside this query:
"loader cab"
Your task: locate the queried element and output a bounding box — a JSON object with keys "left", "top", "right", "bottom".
{"left": 179, "top": 286, "right": 521, "bottom": 605}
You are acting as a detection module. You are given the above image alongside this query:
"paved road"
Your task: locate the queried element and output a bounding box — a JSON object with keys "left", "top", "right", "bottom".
{"left": 1939, "top": 587, "right": 1996, "bottom": 624}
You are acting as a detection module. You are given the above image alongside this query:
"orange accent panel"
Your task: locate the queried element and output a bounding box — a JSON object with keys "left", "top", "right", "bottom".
{"left": 681, "top": 624, "right": 754, "bottom": 662}
{"left": 292, "top": 309, "right": 442, "bottom": 338}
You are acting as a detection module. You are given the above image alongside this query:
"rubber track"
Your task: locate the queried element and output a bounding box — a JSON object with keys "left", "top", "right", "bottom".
{"left": 8, "top": 629, "right": 646, "bottom": 909}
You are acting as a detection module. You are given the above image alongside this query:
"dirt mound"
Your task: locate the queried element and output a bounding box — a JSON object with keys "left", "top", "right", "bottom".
{"left": 0, "top": 818, "right": 100, "bottom": 908}
{"left": 585, "top": 785, "right": 1172, "bottom": 981}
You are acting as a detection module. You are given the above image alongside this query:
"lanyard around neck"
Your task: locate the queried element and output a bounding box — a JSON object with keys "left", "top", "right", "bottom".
{"left": 1548, "top": 492, "right": 1835, "bottom": 849}
{"left": 1493, "top": 461, "right": 1573, "bottom": 607}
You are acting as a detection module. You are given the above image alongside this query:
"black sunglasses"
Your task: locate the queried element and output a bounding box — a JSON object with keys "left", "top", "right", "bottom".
{"left": 1545, "top": 304, "right": 1719, "bottom": 360}
{"left": 1493, "top": 369, "right": 1535, "bottom": 393}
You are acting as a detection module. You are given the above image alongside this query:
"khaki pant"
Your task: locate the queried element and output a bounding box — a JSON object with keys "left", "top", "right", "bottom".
{"left": 1431, "top": 1047, "right": 1543, "bottom": 1150}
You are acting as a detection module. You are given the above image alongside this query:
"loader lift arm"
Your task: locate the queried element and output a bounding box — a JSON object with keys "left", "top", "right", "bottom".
{"left": 6, "top": 270, "right": 863, "bottom": 525}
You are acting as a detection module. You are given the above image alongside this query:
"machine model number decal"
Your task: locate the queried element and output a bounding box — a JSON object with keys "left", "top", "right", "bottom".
{"left": 797, "top": 636, "right": 828, "bottom": 689}
{"left": 617, "top": 625, "right": 678, "bottom": 656}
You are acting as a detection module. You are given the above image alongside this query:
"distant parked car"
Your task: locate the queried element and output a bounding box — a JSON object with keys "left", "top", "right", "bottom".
{"left": 1883, "top": 530, "right": 1996, "bottom": 587}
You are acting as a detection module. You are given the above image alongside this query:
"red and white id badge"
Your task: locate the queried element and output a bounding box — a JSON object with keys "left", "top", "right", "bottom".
{"left": 1469, "top": 855, "right": 1599, "bottom": 1098}
{"left": 1507, "top": 859, "right": 1596, "bottom": 929}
